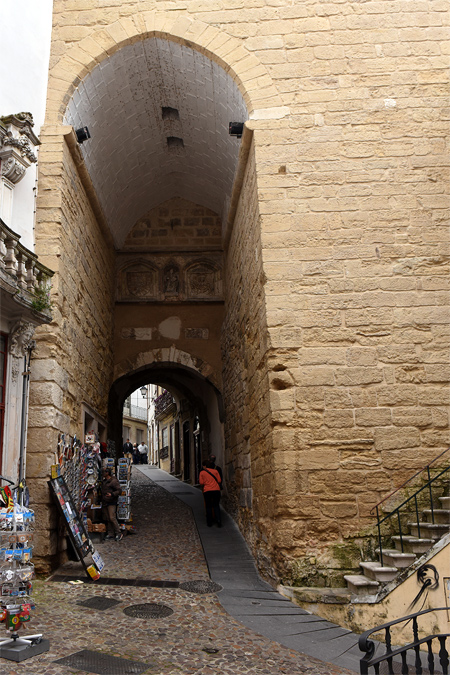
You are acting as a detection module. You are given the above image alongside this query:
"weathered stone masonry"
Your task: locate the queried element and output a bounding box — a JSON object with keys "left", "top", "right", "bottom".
{"left": 30, "top": 127, "right": 115, "bottom": 569}
{"left": 30, "top": 1, "right": 449, "bottom": 581}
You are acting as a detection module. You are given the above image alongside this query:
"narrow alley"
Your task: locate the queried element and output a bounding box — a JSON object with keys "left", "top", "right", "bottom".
{"left": 1, "top": 468, "right": 358, "bottom": 675}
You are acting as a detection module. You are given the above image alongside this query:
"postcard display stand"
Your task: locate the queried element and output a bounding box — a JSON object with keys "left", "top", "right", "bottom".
{"left": 116, "top": 458, "right": 132, "bottom": 523}
{"left": 0, "top": 505, "right": 50, "bottom": 661}
{"left": 48, "top": 476, "right": 104, "bottom": 582}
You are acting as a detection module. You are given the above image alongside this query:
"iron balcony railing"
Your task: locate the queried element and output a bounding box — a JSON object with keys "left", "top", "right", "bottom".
{"left": 372, "top": 448, "right": 449, "bottom": 567}
{"left": 359, "top": 607, "right": 450, "bottom": 674}
{"left": 155, "top": 390, "right": 175, "bottom": 418}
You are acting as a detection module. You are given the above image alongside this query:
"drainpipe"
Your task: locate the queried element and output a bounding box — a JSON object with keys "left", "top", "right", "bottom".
{"left": 18, "top": 340, "right": 35, "bottom": 487}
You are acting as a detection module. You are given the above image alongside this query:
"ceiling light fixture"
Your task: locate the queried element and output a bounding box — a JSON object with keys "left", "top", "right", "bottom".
{"left": 75, "top": 127, "right": 91, "bottom": 144}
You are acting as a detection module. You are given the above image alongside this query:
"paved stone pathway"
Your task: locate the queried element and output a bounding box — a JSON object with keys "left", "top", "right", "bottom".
{"left": 0, "top": 469, "right": 357, "bottom": 674}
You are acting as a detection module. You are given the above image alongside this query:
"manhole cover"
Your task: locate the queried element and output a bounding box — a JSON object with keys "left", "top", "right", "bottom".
{"left": 54, "top": 649, "right": 150, "bottom": 674}
{"left": 179, "top": 580, "right": 223, "bottom": 594}
{"left": 123, "top": 603, "right": 174, "bottom": 619}
{"left": 77, "top": 596, "right": 121, "bottom": 611}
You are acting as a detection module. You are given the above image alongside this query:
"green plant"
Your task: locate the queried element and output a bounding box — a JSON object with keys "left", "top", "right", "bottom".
{"left": 31, "top": 278, "right": 53, "bottom": 313}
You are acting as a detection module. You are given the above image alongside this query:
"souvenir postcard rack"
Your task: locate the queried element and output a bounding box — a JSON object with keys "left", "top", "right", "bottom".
{"left": 0, "top": 493, "right": 50, "bottom": 661}
{"left": 48, "top": 476, "right": 104, "bottom": 581}
{"left": 116, "top": 457, "right": 131, "bottom": 523}
{"left": 53, "top": 433, "right": 103, "bottom": 515}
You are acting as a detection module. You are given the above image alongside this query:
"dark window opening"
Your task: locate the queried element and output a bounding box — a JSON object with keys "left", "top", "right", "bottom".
{"left": 162, "top": 107, "right": 180, "bottom": 121}
{"left": 166, "top": 136, "right": 184, "bottom": 149}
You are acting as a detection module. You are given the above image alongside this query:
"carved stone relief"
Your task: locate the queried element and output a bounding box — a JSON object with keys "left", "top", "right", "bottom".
{"left": 0, "top": 113, "right": 38, "bottom": 185}
{"left": 116, "top": 255, "right": 223, "bottom": 302}
{"left": 185, "top": 328, "right": 209, "bottom": 339}
{"left": 186, "top": 263, "right": 217, "bottom": 298}
{"left": 119, "top": 263, "right": 157, "bottom": 300}
{"left": 163, "top": 265, "right": 180, "bottom": 297}
{"left": 9, "top": 320, "right": 35, "bottom": 383}
{"left": 1, "top": 157, "right": 26, "bottom": 184}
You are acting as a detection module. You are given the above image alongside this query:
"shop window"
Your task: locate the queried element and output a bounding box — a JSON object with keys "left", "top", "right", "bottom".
{"left": 160, "top": 426, "right": 169, "bottom": 460}
{"left": 0, "top": 334, "right": 7, "bottom": 467}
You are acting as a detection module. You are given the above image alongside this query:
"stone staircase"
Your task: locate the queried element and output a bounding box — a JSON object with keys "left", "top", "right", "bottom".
{"left": 344, "top": 494, "right": 450, "bottom": 599}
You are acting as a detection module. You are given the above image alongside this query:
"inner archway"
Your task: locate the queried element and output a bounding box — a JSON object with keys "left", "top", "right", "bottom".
{"left": 109, "top": 359, "right": 225, "bottom": 485}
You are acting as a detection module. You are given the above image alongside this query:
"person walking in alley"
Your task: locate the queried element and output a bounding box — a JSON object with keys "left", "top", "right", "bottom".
{"left": 101, "top": 467, "right": 123, "bottom": 541}
{"left": 209, "top": 454, "right": 223, "bottom": 485}
{"left": 132, "top": 443, "right": 140, "bottom": 465}
{"left": 138, "top": 440, "right": 148, "bottom": 464}
{"left": 199, "top": 460, "right": 222, "bottom": 527}
{"left": 123, "top": 438, "right": 133, "bottom": 458}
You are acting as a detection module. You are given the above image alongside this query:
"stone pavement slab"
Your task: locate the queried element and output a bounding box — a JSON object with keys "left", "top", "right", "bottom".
{"left": 137, "top": 466, "right": 362, "bottom": 673}
{"left": 0, "top": 468, "right": 358, "bottom": 675}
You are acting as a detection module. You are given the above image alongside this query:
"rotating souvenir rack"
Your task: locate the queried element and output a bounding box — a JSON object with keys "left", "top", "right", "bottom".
{"left": 0, "top": 491, "right": 49, "bottom": 661}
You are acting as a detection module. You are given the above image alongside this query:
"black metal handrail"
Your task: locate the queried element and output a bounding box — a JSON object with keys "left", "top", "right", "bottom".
{"left": 373, "top": 449, "right": 449, "bottom": 567}
{"left": 373, "top": 449, "right": 449, "bottom": 516}
{"left": 359, "top": 607, "right": 450, "bottom": 674}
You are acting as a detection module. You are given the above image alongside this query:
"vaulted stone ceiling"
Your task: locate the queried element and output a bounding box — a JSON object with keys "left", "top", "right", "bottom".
{"left": 64, "top": 38, "right": 248, "bottom": 249}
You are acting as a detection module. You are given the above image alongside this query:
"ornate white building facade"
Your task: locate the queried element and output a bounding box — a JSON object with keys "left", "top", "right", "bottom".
{"left": 0, "top": 1, "right": 54, "bottom": 484}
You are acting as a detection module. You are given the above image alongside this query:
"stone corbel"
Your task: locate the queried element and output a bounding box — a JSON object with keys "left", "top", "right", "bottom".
{"left": 9, "top": 320, "right": 36, "bottom": 383}
{"left": 0, "top": 154, "right": 27, "bottom": 184}
{"left": 0, "top": 112, "right": 38, "bottom": 184}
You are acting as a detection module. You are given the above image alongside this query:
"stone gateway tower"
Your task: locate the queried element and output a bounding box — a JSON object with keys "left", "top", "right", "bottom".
{"left": 29, "top": 0, "right": 449, "bottom": 586}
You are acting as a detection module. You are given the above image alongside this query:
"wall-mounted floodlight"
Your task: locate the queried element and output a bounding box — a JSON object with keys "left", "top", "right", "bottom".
{"left": 75, "top": 127, "right": 91, "bottom": 144}
{"left": 229, "top": 122, "right": 244, "bottom": 138}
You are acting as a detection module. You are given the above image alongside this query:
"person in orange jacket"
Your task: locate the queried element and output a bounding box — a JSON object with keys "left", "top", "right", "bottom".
{"left": 199, "top": 460, "right": 222, "bottom": 528}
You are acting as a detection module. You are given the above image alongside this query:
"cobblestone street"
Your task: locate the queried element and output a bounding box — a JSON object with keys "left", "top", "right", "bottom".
{"left": 0, "top": 470, "right": 356, "bottom": 675}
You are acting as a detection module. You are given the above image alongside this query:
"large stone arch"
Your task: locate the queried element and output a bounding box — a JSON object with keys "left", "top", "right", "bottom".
{"left": 114, "top": 346, "right": 221, "bottom": 392}
{"left": 46, "top": 13, "right": 287, "bottom": 125}
{"left": 109, "top": 347, "right": 225, "bottom": 478}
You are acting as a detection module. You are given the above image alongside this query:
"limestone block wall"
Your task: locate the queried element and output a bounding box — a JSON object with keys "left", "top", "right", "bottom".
{"left": 222, "top": 139, "right": 277, "bottom": 576}
{"left": 123, "top": 198, "right": 222, "bottom": 252}
{"left": 29, "top": 127, "right": 115, "bottom": 570}
{"left": 40, "top": 1, "right": 450, "bottom": 582}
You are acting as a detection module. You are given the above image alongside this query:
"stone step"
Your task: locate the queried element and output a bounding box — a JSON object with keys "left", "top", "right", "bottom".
{"left": 344, "top": 574, "right": 379, "bottom": 597}
{"left": 392, "top": 536, "right": 434, "bottom": 554}
{"left": 408, "top": 522, "right": 450, "bottom": 540}
{"left": 439, "top": 496, "right": 450, "bottom": 509}
{"left": 360, "top": 561, "right": 398, "bottom": 583}
{"left": 376, "top": 549, "right": 416, "bottom": 569}
{"left": 422, "top": 509, "right": 450, "bottom": 524}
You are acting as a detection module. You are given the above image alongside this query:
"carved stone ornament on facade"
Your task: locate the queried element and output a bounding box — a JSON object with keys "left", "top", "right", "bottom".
{"left": 1, "top": 156, "right": 26, "bottom": 184}
{"left": 126, "top": 269, "right": 157, "bottom": 298}
{"left": 187, "top": 264, "right": 215, "bottom": 297}
{"left": 2, "top": 134, "right": 37, "bottom": 164}
{"left": 0, "top": 112, "right": 39, "bottom": 185}
{"left": 9, "top": 320, "right": 35, "bottom": 383}
{"left": 163, "top": 265, "right": 180, "bottom": 295}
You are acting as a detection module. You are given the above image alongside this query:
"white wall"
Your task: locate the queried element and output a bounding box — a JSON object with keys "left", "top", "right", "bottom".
{"left": 0, "top": 0, "right": 53, "bottom": 250}
{"left": 130, "top": 389, "right": 148, "bottom": 410}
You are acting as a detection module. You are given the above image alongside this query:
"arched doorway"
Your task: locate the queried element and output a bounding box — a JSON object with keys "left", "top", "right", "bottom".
{"left": 108, "top": 358, "right": 225, "bottom": 485}
{"left": 30, "top": 24, "right": 273, "bottom": 575}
